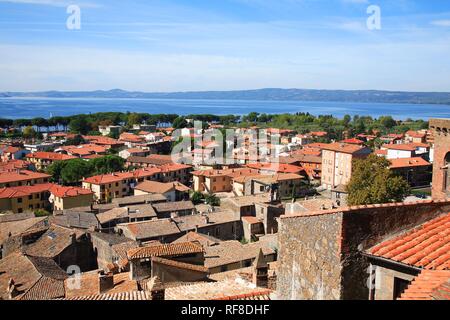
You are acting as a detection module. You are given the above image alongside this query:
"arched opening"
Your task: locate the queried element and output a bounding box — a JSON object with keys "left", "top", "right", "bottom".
{"left": 444, "top": 152, "right": 450, "bottom": 195}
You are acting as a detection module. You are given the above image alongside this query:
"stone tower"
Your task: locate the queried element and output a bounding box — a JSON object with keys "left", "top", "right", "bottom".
{"left": 252, "top": 249, "right": 269, "bottom": 288}
{"left": 430, "top": 119, "right": 450, "bottom": 199}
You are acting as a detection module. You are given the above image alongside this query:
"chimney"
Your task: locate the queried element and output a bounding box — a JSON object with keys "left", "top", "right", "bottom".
{"left": 147, "top": 276, "right": 165, "bottom": 300}
{"left": 252, "top": 249, "right": 269, "bottom": 288}
{"left": 7, "top": 278, "right": 19, "bottom": 299}
{"left": 98, "top": 271, "right": 114, "bottom": 294}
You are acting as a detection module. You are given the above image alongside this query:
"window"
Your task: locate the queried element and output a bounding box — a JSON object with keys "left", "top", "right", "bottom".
{"left": 444, "top": 152, "right": 450, "bottom": 194}
{"left": 393, "top": 277, "right": 411, "bottom": 300}
{"left": 17, "top": 198, "right": 23, "bottom": 203}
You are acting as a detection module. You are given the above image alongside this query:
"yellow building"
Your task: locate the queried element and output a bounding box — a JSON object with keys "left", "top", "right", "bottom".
{"left": 49, "top": 185, "right": 94, "bottom": 211}
{"left": 25, "top": 152, "right": 76, "bottom": 171}
{"left": 0, "top": 170, "right": 51, "bottom": 188}
{"left": 321, "top": 143, "right": 371, "bottom": 190}
{"left": 82, "top": 168, "right": 162, "bottom": 203}
{"left": 192, "top": 168, "right": 259, "bottom": 194}
{"left": 0, "top": 183, "right": 52, "bottom": 213}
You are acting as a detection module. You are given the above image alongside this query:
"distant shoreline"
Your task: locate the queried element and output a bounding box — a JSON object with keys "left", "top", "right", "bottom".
{"left": 2, "top": 88, "right": 450, "bottom": 105}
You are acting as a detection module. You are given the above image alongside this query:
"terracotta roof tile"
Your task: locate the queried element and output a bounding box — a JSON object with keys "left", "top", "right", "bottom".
{"left": 399, "top": 270, "right": 450, "bottom": 300}
{"left": 127, "top": 241, "right": 203, "bottom": 260}
{"left": 26, "top": 152, "right": 76, "bottom": 161}
{"left": 368, "top": 213, "right": 450, "bottom": 270}
{"left": 0, "top": 170, "right": 51, "bottom": 184}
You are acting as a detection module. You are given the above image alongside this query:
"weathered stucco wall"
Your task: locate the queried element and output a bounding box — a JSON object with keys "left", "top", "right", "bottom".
{"left": 276, "top": 212, "right": 343, "bottom": 300}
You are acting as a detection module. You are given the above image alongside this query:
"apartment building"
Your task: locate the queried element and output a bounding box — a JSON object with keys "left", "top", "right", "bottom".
{"left": 0, "top": 170, "right": 51, "bottom": 188}
{"left": 192, "top": 168, "right": 259, "bottom": 193}
{"left": 25, "top": 152, "right": 76, "bottom": 171}
{"left": 321, "top": 142, "right": 371, "bottom": 190}
{"left": 82, "top": 168, "right": 162, "bottom": 203}
{"left": 49, "top": 185, "right": 94, "bottom": 211}
{"left": 0, "top": 183, "right": 53, "bottom": 213}
{"left": 232, "top": 173, "right": 304, "bottom": 198}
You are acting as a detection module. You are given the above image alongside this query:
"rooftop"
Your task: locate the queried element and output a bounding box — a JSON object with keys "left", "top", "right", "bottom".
{"left": 0, "top": 170, "right": 51, "bottom": 184}
{"left": 368, "top": 212, "right": 450, "bottom": 270}
{"left": 399, "top": 270, "right": 450, "bottom": 300}
{"left": 126, "top": 241, "right": 203, "bottom": 260}
{"left": 0, "top": 183, "right": 53, "bottom": 199}
{"left": 49, "top": 185, "right": 93, "bottom": 198}
{"left": 204, "top": 240, "right": 275, "bottom": 269}
{"left": 322, "top": 142, "right": 369, "bottom": 154}
{"left": 117, "top": 218, "right": 181, "bottom": 240}
{"left": 165, "top": 279, "right": 272, "bottom": 300}
{"left": 26, "top": 152, "right": 76, "bottom": 161}
{"left": 389, "top": 157, "right": 432, "bottom": 169}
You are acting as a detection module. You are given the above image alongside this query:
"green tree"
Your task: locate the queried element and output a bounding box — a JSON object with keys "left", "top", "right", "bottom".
{"left": 89, "top": 155, "right": 125, "bottom": 175}
{"left": 47, "top": 161, "right": 67, "bottom": 183}
{"left": 23, "top": 126, "right": 37, "bottom": 140}
{"left": 127, "top": 113, "right": 142, "bottom": 126}
{"left": 172, "top": 117, "right": 188, "bottom": 129}
{"left": 347, "top": 155, "right": 411, "bottom": 206}
{"left": 379, "top": 116, "right": 397, "bottom": 129}
{"left": 60, "top": 159, "right": 91, "bottom": 185}
{"left": 69, "top": 115, "right": 91, "bottom": 135}
{"left": 191, "top": 191, "right": 204, "bottom": 205}
{"left": 205, "top": 194, "right": 220, "bottom": 206}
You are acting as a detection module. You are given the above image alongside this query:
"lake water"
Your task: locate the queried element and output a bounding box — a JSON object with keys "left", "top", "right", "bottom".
{"left": 0, "top": 97, "right": 449, "bottom": 120}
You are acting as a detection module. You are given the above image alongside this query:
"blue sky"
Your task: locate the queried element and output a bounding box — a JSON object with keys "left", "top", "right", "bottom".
{"left": 0, "top": 0, "right": 450, "bottom": 92}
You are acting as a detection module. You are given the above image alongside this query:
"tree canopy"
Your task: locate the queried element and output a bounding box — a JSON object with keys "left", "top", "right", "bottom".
{"left": 346, "top": 154, "right": 411, "bottom": 206}
{"left": 47, "top": 155, "right": 126, "bottom": 185}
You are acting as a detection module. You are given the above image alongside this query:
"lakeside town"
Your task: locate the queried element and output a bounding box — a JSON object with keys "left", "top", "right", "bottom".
{"left": 0, "top": 112, "right": 448, "bottom": 300}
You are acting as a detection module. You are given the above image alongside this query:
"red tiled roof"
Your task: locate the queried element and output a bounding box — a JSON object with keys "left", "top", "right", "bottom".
{"left": 368, "top": 213, "right": 450, "bottom": 270}
{"left": 1, "top": 146, "right": 21, "bottom": 154}
{"left": 310, "top": 131, "right": 328, "bottom": 137}
{"left": 375, "top": 149, "right": 387, "bottom": 156}
{"left": 49, "top": 185, "right": 93, "bottom": 198}
{"left": 83, "top": 168, "right": 161, "bottom": 185}
{"left": 341, "top": 138, "right": 364, "bottom": 145}
{"left": 406, "top": 131, "right": 426, "bottom": 139}
{"left": 83, "top": 135, "right": 123, "bottom": 146}
{"left": 0, "top": 170, "right": 51, "bottom": 184}
{"left": 127, "top": 241, "right": 204, "bottom": 260}
{"left": 0, "top": 160, "right": 30, "bottom": 171}
{"left": 26, "top": 152, "right": 76, "bottom": 161}
{"left": 399, "top": 270, "right": 450, "bottom": 300}
{"left": 119, "top": 133, "right": 145, "bottom": 143}
{"left": 389, "top": 157, "right": 431, "bottom": 169}
{"left": 0, "top": 183, "right": 53, "bottom": 199}
{"left": 246, "top": 162, "right": 304, "bottom": 174}
{"left": 192, "top": 167, "right": 258, "bottom": 178}
{"left": 322, "top": 142, "right": 368, "bottom": 154}
{"left": 382, "top": 144, "right": 417, "bottom": 151}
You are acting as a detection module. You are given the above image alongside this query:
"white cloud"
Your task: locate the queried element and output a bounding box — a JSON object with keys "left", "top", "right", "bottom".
{"left": 431, "top": 20, "right": 450, "bottom": 27}
{"left": 0, "top": 0, "right": 100, "bottom": 8}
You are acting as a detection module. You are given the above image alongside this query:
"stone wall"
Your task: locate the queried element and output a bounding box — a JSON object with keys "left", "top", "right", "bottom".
{"left": 151, "top": 260, "right": 208, "bottom": 283}
{"left": 277, "top": 212, "right": 343, "bottom": 300}
{"left": 430, "top": 119, "right": 450, "bottom": 199}
{"left": 339, "top": 200, "right": 450, "bottom": 300}
{"left": 276, "top": 200, "right": 450, "bottom": 300}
